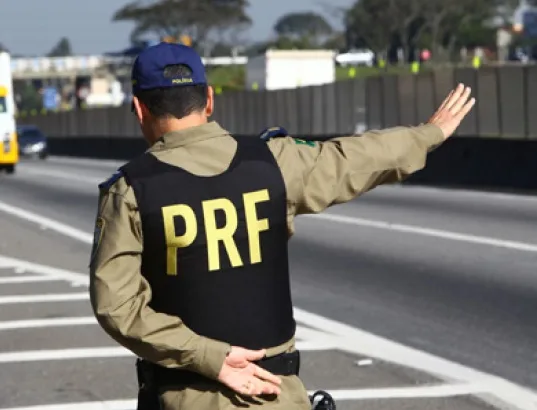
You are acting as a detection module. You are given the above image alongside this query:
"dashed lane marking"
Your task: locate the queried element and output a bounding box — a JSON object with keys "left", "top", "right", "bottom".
{"left": 0, "top": 292, "right": 88, "bottom": 305}
{"left": 307, "top": 213, "right": 537, "bottom": 253}
{"left": 0, "top": 256, "right": 88, "bottom": 286}
{"left": 0, "top": 275, "right": 63, "bottom": 284}
{"left": 0, "top": 317, "right": 96, "bottom": 331}
{"left": 0, "top": 338, "right": 336, "bottom": 364}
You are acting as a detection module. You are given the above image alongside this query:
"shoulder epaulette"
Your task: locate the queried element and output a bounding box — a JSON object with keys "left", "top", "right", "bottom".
{"left": 258, "top": 126, "right": 288, "bottom": 141}
{"left": 98, "top": 169, "right": 123, "bottom": 191}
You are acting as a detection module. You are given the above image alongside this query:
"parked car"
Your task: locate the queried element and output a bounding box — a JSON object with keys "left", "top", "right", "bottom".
{"left": 17, "top": 125, "right": 48, "bottom": 159}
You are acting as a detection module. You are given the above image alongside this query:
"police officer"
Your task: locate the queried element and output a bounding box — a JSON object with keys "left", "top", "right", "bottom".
{"left": 89, "top": 42, "right": 475, "bottom": 410}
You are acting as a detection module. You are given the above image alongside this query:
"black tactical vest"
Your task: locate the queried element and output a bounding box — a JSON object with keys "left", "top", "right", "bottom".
{"left": 120, "top": 135, "right": 295, "bottom": 349}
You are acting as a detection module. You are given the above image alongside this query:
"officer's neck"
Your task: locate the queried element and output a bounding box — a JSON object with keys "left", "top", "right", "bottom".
{"left": 146, "top": 114, "right": 208, "bottom": 146}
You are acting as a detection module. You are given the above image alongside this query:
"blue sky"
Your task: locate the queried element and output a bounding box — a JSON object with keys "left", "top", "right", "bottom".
{"left": 0, "top": 0, "right": 354, "bottom": 56}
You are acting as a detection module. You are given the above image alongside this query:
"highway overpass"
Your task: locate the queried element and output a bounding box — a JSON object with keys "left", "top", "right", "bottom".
{"left": 10, "top": 55, "right": 249, "bottom": 81}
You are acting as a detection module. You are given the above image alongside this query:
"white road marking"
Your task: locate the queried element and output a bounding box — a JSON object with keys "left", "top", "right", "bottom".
{"left": 0, "top": 255, "right": 534, "bottom": 408}
{"left": 295, "top": 340, "right": 339, "bottom": 351}
{"left": 0, "top": 195, "right": 536, "bottom": 408}
{"left": 0, "top": 317, "right": 96, "bottom": 331}
{"left": 0, "top": 317, "right": 333, "bottom": 353}
{"left": 0, "top": 384, "right": 501, "bottom": 410}
{"left": 47, "top": 156, "right": 125, "bottom": 168}
{"left": 17, "top": 167, "right": 102, "bottom": 185}
{"left": 0, "top": 275, "right": 62, "bottom": 284}
{"left": 0, "top": 339, "right": 328, "bottom": 363}
{"left": 0, "top": 347, "right": 132, "bottom": 363}
{"left": 356, "top": 358, "right": 374, "bottom": 366}
{"left": 308, "top": 213, "right": 537, "bottom": 253}
{"left": 314, "top": 383, "right": 489, "bottom": 399}
{"left": 0, "top": 384, "right": 491, "bottom": 410}
{"left": 294, "top": 308, "right": 537, "bottom": 410}
{"left": 3, "top": 193, "right": 537, "bottom": 257}
{"left": 0, "top": 293, "right": 88, "bottom": 305}
{"left": 0, "top": 201, "right": 93, "bottom": 244}
{"left": 295, "top": 324, "right": 338, "bottom": 340}
{"left": 0, "top": 401, "right": 137, "bottom": 410}
{"left": 386, "top": 184, "right": 537, "bottom": 204}
{"left": 0, "top": 256, "right": 89, "bottom": 286}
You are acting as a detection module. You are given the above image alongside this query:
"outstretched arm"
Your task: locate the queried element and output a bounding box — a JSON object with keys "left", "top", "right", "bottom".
{"left": 267, "top": 84, "right": 474, "bottom": 222}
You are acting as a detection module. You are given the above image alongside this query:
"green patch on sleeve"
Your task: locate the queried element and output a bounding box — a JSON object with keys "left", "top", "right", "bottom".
{"left": 293, "top": 138, "right": 316, "bottom": 147}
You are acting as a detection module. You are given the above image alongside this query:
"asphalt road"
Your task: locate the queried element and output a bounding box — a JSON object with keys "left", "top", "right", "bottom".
{"left": 0, "top": 156, "right": 536, "bottom": 410}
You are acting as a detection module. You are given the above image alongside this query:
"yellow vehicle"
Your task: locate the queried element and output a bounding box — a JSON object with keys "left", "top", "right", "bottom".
{"left": 0, "top": 51, "right": 18, "bottom": 174}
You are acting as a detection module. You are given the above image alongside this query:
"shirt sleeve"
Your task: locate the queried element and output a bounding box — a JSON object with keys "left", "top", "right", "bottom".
{"left": 267, "top": 124, "right": 445, "bottom": 223}
{"left": 88, "top": 176, "right": 230, "bottom": 380}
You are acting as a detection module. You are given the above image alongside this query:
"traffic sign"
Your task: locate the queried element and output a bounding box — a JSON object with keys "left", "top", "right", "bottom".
{"left": 42, "top": 87, "right": 59, "bottom": 110}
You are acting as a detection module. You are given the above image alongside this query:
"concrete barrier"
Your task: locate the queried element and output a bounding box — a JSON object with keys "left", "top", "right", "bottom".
{"left": 408, "top": 136, "right": 537, "bottom": 191}
{"left": 42, "top": 134, "right": 537, "bottom": 192}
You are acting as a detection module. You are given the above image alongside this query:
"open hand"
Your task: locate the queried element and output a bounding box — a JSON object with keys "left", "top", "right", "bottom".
{"left": 427, "top": 83, "right": 476, "bottom": 140}
{"left": 217, "top": 347, "right": 282, "bottom": 396}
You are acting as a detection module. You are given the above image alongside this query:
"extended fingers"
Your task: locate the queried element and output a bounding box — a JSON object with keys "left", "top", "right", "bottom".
{"left": 239, "top": 377, "right": 281, "bottom": 396}
{"left": 253, "top": 365, "right": 282, "bottom": 386}
{"left": 449, "top": 86, "right": 472, "bottom": 115}
{"left": 437, "top": 90, "right": 454, "bottom": 112}
{"left": 444, "top": 83, "right": 465, "bottom": 111}
{"left": 455, "top": 97, "right": 476, "bottom": 121}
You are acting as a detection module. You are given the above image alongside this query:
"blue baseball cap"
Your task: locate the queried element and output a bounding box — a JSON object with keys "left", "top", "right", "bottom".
{"left": 131, "top": 42, "right": 207, "bottom": 93}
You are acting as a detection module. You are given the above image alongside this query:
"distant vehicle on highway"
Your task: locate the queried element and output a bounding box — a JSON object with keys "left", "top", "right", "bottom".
{"left": 336, "top": 49, "right": 375, "bottom": 67}
{"left": 17, "top": 125, "right": 48, "bottom": 160}
{"left": 0, "top": 50, "right": 18, "bottom": 174}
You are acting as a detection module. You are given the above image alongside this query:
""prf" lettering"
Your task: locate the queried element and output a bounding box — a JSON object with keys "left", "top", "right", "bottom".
{"left": 162, "top": 189, "right": 270, "bottom": 274}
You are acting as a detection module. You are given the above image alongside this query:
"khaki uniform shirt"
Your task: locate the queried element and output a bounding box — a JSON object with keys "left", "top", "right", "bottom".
{"left": 89, "top": 121, "right": 444, "bottom": 381}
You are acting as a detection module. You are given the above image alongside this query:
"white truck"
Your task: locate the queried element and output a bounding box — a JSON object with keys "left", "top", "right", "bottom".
{"left": 0, "top": 50, "right": 18, "bottom": 174}
{"left": 246, "top": 49, "right": 336, "bottom": 91}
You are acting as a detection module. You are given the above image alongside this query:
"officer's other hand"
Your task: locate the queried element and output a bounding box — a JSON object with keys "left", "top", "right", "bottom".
{"left": 217, "top": 347, "right": 282, "bottom": 396}
{"left": 427, "top": 83, "right": 475, "bottom": 139}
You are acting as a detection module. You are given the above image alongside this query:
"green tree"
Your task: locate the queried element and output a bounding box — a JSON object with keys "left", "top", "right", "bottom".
{"left": 323, "top": 32, "right": 346, "bottom": 51}
{"left": 17, "top": 83, "right": 43, "bottom": 112}
{"left": 456, "top": 20, "right": 497, "bottom": 49}
{"left": 272, "top": 36, "right": 316, "bottom": 50}
{"left": 244, "top": 41, "right": 270, "bottom": 57}
{"left": 211, "top": 42, "right": 233, "bottom": 56}
{"left": 345, "top": 0, "right": 396, "bottom": 56}
{"left": 48, "top": 37, "right": 73, "bottom": 57}
{"left": 421, "top": 0, "right": 504, "bottom": 60}
{"left": 344, "top": 0, "right": 513, "bottom": 62}
{"left": 113, "top": 0, "right": 251, "bottom": 51}
{"left": 274, "top": 12, "right": 333, "bottom": 46}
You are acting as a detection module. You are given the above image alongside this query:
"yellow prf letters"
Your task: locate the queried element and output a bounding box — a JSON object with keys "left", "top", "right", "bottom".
{"left": 162, "top": 205, "right": 197, "bottom": 275}
{"left": 162, "top": 189, "right": 270, "bottom": 274}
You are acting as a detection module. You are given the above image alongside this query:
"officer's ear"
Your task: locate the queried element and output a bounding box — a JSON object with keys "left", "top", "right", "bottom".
{"left": 132, "top": 96, "right": 151, "bottom": 123}
{"left": 206, "top": 86, "right": 214, "bottom": 118}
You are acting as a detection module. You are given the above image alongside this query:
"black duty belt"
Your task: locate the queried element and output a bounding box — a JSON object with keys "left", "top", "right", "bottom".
{"left": 138, "top": 350, "right": 300, "bottom": 388}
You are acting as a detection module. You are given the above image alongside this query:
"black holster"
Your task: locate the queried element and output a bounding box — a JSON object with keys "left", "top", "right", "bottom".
{"left": 310, "top": 390, "right": 337, "bottom": 410}
{"left": 136, "top": 359, "right": 161, "bottom": 410}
